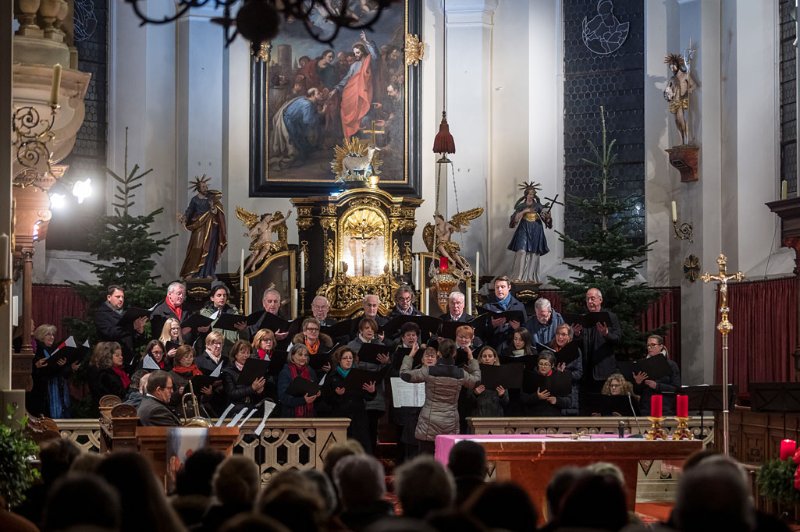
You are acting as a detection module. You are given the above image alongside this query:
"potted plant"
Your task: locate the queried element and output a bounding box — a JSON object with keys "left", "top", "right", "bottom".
{"left": 0, "top": 407, "right": 40, "bottom": 509}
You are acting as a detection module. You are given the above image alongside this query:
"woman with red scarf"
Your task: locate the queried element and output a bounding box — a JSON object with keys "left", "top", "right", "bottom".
{"left": 169, "top": 345, "right": 213, "bottom": 416}
{"left": 138, "top": 340, "right": 170, "bottom": 371}
{"left": 277, "top": 344, "right": 320, "bottom": 418}
{"left": 88, "top": 341, "right": 129, "bottom": 402}
{"left": 251, "top": 328, "right": 277, "bottom": 361}
{"left": 292, "top": 318, "right": 333, "bottom": 373}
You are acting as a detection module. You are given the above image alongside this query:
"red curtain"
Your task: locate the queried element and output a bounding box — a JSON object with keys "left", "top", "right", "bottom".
{"left": 714, "top": 276, "right": 798, "bottom": 395}
{"left": 31, "top": 284, "right": 88, "bottom": 340}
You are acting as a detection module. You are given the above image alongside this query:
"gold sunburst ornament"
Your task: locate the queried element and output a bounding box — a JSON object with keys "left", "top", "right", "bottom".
{"left": 331, "top": 137, "right": 383, "bottom": 184}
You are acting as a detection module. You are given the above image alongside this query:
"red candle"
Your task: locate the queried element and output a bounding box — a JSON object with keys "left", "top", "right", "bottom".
{"left": 439, "top": 256, "right": 449, "bottom": 272}
{"left": 676, "top": 394, "right": 689, "bottom": 417}
{"left": 650, "top": 394, "right": 663, "bottom": 418}
{"left": 781, "top": 439, "right": 797, "bottom": 460}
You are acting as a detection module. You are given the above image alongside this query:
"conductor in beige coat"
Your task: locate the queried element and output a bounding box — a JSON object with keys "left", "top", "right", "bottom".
{"left": 400, "top": 338, "right": 480, "bottom": 454}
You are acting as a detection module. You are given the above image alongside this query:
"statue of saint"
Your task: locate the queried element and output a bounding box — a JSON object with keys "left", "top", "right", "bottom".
{"left": 507, "top": 182, "right": 551, "bottom": 283}
{"left": 664, "top": 52, "right": 697, "bottom": 145}
{"left": 179, "top": 175, "right": 227, "bottom": 279}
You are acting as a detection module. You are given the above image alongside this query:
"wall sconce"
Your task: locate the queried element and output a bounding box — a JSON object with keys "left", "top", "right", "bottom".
{"left": 671, "top": 200, "right": 693, "bottom": 243}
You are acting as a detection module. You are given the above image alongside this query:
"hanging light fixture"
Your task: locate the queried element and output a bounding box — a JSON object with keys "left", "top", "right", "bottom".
{"left": 124, "top": 0, "right": 395, "bottom": 51}
{"left": 432, "top": 0, "right": 455, "bottom": 160}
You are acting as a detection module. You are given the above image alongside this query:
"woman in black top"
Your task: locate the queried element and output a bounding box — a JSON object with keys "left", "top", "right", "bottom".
{"left": 322, "top": 346, "right": 376, "bottom": 453}
{"left": 221, "top": 340, "right": 267, "bottom": 413}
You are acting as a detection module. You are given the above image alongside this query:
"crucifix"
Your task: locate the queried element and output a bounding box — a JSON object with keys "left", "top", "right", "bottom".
{"left": 362, "top": 120, "right": 385, "bottom": 147}
{"left": 700, "top": 253, "right": 744, "bottom": 456}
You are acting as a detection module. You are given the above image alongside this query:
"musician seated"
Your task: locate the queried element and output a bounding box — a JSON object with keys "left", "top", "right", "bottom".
{"left": 138, "top": 370, "right": 181, "bottom": 426}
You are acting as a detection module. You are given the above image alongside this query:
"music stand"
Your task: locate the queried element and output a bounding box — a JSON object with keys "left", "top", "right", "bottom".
{"left": 750, "top": 382, "right": 800, "bottom": 438}
{"left": 681, "top": 384, "right": 737, "bottom": 438}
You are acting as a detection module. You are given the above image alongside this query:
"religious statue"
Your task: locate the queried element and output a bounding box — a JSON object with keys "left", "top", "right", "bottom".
{"left": 507, "top": 182, "right": 552, "bottom": 284}
{"left": 664, "top": 52, "right": 697, "bottom": 146}
{"left": 179, "top": 175, "right": 227, "bottom": 279}
{"left": 422, "top": 207, "right": 484, "bottom": 280}
{"left": 236, "top": 207, "right": 291, "bottom": 273}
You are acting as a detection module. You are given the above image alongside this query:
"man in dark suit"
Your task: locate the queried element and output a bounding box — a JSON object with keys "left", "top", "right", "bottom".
{"left": 440, "top": 291, "right": 469, "bottom": 322}
{"left": 150, "top": 281, "right": 207, "bottom": 344}
{"left": 95, "top": 285, "right": 147, "bottom": 366}
{"left": 310, "top": 295, "right": 337, "bottom": 327}
{"left": 138, "top": 370, "right": 181, "bottom": 426}
{"left": 573, "top": 287, "right": 622, "bottom": 398}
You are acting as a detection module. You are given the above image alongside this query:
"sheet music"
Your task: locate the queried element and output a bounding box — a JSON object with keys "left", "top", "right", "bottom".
{"left": 227, "top": 408, "right": 249, "bottom": 427}
{"left": 254, "top": 401, "right": 276, "bottom": 436}
{"left": 215, "top": 403, "right": 235, "bottom": 427}
{"left": 390, "top": 378, "right": 426, "bottom": 408}
{"left": 238, "top": 407, "right": 259, "bottom": 427}
{"left": 210, "top": 362, "right": 223, "bottom": 378}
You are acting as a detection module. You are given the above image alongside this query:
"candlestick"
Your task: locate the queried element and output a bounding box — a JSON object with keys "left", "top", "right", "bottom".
{"left": 671, "top": 201, "right": 677, "bottom": 223}
{"left": 781, "top": 439, "right": 797, "bottom": 460}
{"left": 50, "top": 64, "right": 62, "bottom": 107}
{"left": 782, "top": 180, "right": 788, "bottom": 200}
{"left": 650, "top": 394, "right": 663, "bottom": 418}
{"left": 676, "top": 394, "right": 688, "bottom": 418}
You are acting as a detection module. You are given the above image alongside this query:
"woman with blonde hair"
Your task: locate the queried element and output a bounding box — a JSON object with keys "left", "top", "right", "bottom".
{"left": 159, "top": 317, "right": 184, "bottom": 363}
{"left": 29, "top": 324, "right": 74, "bottom": 418}
{"left": 251, "top": 328, "right": 277, "bottom": 361}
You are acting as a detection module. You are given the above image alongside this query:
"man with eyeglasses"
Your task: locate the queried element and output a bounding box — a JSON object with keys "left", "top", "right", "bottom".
{"left": 310, "top": 295, "right": 337, "bottom": 327}
{"left": 138, "top": 370, "right": 181, "bottom": 426}
{"left": 389, "top": 286, "right": 422, "bottom": 318}
{"left": 524, "top": 297, "right": 564, "bottom": 347}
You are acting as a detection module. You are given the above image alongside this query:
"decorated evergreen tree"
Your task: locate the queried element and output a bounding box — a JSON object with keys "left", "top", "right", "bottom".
{"left": 549, "top": 107, "right": 661, "bottom": 356}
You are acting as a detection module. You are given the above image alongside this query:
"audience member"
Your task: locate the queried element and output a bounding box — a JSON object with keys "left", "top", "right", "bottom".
{"left": 557, "top": 472, "right": 629, "bottom": 531}
{"left": 87, "top": 341, "right": 129, "bottom": 402}
{"left": 322, "top": 439, "right": 366, "bottom": 480}
{"left": 219, "top": 513, "right": 290, "bottom": 532}
{"left": 446, "top": 440, "right": 487, "bottom": 507}
{"left": 97, "top": 451, "right": 186, "bottom": 532}
{"left": 540, "top": 466, "right": 585, "bottom": 531}
{"left": 463, "top": 482, "right": 537, "bottom": 532}
{"left": 15, "top": 438, "right": 81, "bottom": 527}
{"left": 200, "top": 455, "right": 261, "bottom": 532}
{"left": 333, "top": 454, "right": 393, "bottom": 530}
{"left": 395, "top": 456, "right": 455, "bottom": 520}
{"left": 170, "top": 447, "right": 225, "bottom": 528}
{"left": 41, "top": 473, "right": 121, "bottom": 532}
{"left": 257, "top": 484, "right": 325, "bottom": 532}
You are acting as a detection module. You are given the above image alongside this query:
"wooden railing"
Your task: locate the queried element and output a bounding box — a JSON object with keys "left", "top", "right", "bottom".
{"left": 58, "top": 418, "right": 350, "bottom": 483}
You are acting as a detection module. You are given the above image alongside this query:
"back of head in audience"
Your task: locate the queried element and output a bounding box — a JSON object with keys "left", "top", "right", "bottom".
{"left": 300, "top": 469, "right": 338, "bottom": 518}
{"left": 175, "top": 447, "right": 225, "bottom": 497}
{"left": 545, "top": 466, "right": 585, "bottom": 523}
{"left": 322, "top": 438, "right": 365, "bottom": 480}
{"left": 213, "top": 455, "right": 261, "bottom": 507}
{"left": 587, "top": 461, "right": 625, "bottom": 486}
{"left": 333, "top": 453, "right": 386, "bottom": 509}
{"left": 395, "top": 455, "right": 454, "bottom": 519}
{"left": 673, "top": 457, "right": 755, "bottom": 532}
{"left": 42, "top": 473, "right": 121, "bottom": 532}
{"left": 39, "top": 438, "right": 81, "bottom": 485}
{"left": 447, "top": 440, "right": 486, "bottom": 479}
{"left": 463, "top": 482, "right": 537, "bottom": 532}
{"left": 97, "top": 451, "right": 185, "bottom": 532}
{"left": 219, "top": 513, "right": 290, "bottom": 532}
{"left": 558, "top": 472, "right": 629, "bottom": 531}
{"left": 256, "top": 484, "right": 324, "bottom": 532}
{"left": 69, "top": 451, "right": 106, "bottom": 474}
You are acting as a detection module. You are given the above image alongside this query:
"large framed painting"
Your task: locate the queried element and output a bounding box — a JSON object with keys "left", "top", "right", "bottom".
{"left": 249, "top": 1, "right": 422, "bottom": 197}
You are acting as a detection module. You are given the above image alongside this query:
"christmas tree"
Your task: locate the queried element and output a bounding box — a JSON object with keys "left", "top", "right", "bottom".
{"left": 68, "top": 131, "right": 176, "bottom": 331}
{"left": 549, "top": 107, "right": 662, "bottom": 356}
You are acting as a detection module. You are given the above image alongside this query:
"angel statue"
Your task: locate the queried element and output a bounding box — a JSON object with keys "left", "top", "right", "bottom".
{"left": 508, "top": 182, "right": 552, "bottom": 283}
{"left": 664, "top": 52, "right": 697, "bottom": 145}
{"left": 179, "top": 175, "right": 227, "bottom": 279}
{"left": 422, "top": 207, "right": 484, "bottom": 280}
{"left": 236, "top": 207, "right": 292, "bottom": 273}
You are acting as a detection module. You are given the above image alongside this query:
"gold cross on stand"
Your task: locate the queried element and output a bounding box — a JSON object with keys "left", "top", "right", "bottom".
{"left": 700, "top": 253, "right": 744, "bottom": 456}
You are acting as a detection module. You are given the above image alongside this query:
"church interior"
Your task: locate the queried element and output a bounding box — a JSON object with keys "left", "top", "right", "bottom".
{"left": 3, "top": 0, "right": 800, "bottom": 527}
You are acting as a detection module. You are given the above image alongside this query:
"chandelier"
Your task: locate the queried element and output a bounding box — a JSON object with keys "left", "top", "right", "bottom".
{"left": 124, "top": 0, "right": 396, "bottom": 50}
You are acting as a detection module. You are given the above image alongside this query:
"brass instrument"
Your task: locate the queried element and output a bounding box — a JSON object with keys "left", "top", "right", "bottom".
{"left": 181, "top": 380, "right": 212, "bottom": 428}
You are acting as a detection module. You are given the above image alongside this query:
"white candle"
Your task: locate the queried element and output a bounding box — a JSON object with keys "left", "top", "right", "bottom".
{"left": 475, "top": 252, "right": 480, "bottom": 291}
{"left": 239, "top": 249, "right": 245, "bottom": 290}
{"left": 425, "top": 288, "right": 431, "bottom": 315}
{"left": 300, "top": 251, "right": 305, "bottom": 289}
{"left": 671, "top": 201, "right": 677, "bottom": 223}
{"left": 782, "top": 180, "right": 788, "bottom": 200}
{"left": 466, "top": 285, "right": 472, "bottom": 315}
{"left": 292, "top": 289, "right": 298, "bottom": 320}
{"left": 400, "top": 257, "right": 404, "bottom": 276}
{"left": 50, "top": 64, "right": 62, "bottom": 107}
{"left": 0, "top": 233, "right": 8, "bottom": 279}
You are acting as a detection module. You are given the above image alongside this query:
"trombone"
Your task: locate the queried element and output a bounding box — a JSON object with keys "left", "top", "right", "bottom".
{"left": 181, "top": 380, "right": 212, "bottom": 427}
